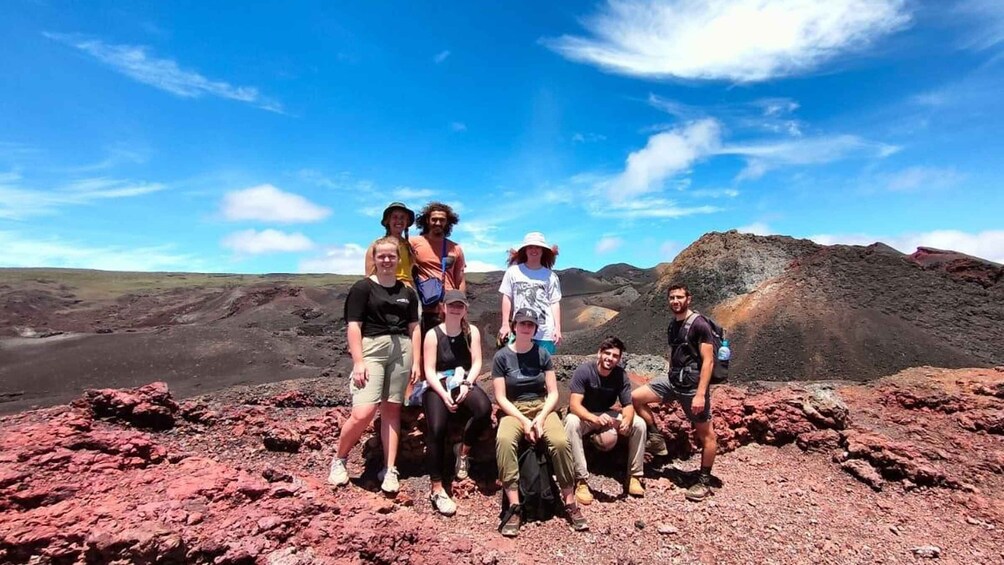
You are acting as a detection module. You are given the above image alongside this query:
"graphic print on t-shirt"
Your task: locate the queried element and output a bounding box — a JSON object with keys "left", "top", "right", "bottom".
{"left": 511, "top": 280, "right": 549, "bottom": 328}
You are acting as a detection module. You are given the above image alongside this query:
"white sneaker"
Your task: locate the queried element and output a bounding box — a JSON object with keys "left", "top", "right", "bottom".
{"left": 453, "top": 443, "right": 470, "bottom": 480}
{"left": 430, "top": 490, "right": 457, "bottom": 516}
{"left": 328, "top": 456, "right": 348, "bottom": 487}
{"left": 381, "top": 466, "right": 400, "bottom": 494}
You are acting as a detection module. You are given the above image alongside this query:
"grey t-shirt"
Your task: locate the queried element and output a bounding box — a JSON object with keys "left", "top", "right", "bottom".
{"left": 492, "top": 344, "right": 553, "bottom": 403}
{"left": 568, "top": 361, "right": 631, "bottom": 413}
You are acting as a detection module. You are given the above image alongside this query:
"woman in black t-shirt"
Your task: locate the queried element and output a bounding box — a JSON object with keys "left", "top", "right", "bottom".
{"left": 492, "top": 308, "right": 587, "bottom": 537}
{"left": 328, "top": 237, "right": 421, "bottom": 495}
{"left": 421, "top": 289, "right": 491, "bottom": 516}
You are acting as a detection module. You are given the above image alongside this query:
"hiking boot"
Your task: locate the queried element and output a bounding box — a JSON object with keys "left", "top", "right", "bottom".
{"left": 574, "top": 479, "right": 594, "bottom": 505}
{"left": 646, "top": 429, "right": 669, "bottom": 456}
{"left": 625, "top": 476, "right": 645, "bottom": 497}
{"left": 500, "top": 505, "right": 521, "bottom": 537}
{"left": 453, "top": 443, "right": 470, "bottom": 480}
{"left": 327, "top": 456, "right": 349, "bottom": 487}
{"left": 684, "top": 476, "right": 712, "bottom": 502}
{"left": 381, "top": 466, "right": 400, "bottom": 494}
{"left": 430, "top": 490, "right": 456, "bottom": 516}
{"left": 565, "top": 503, "right": 589, "bottom": 531}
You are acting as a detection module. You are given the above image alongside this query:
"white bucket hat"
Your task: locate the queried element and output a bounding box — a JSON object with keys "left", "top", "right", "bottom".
{"left": 517, "top": 232, "right": 552, "bottom": 252}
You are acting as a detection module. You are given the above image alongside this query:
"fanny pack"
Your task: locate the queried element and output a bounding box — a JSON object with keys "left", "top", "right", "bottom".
{"left": 414, "top": 238, "right": 448, "bottom": 306}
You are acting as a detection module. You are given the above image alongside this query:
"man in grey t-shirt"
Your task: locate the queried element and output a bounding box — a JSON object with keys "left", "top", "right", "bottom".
{"left": 564, "top": 336, "right": 646, "bottom": 505}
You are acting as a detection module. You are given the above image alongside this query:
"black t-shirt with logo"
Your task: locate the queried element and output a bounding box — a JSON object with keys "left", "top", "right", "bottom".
{"left": 344, "top": 278, "right": 419, "bottom": 338}
{"left": 666, "top": 314, "right": 715, "bottom": 370}
{"left": 568, "top": 361, "right": 631, "bottom": 413}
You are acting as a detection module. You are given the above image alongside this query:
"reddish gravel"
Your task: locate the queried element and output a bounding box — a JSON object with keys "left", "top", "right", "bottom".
{"left": 2, "top": 367, "right": 1002, "bottom": 564}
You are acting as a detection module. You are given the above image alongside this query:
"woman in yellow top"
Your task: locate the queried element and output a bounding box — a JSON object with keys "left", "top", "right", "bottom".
{"left": 365, "top": 202, "right": 415, "bottom": 287}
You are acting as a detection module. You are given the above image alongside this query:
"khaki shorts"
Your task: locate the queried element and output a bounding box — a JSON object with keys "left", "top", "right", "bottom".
{"left": 350, "top": 334, "right": 413, "bottom": 406}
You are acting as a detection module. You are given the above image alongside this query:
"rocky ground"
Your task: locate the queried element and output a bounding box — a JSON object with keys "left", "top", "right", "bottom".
{"left": 2, "top": 366, "right": 1002, "bottom": 564}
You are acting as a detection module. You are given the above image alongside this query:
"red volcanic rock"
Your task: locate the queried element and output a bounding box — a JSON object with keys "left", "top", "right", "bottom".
{"left": 841, "top": 430, "right": 958, "bottom": 488}
{"left": 267, "top": 390, "right": 310, "bottom": 408}
{"left": 81, "top": 382, "right": 179, "bottom": 430}
{"left": 957, "top": 409, "right": 1004, "bottom": 434}
{"left": 879, "top": 386, "right": 972, "bottom": 413}
{"left": 262, "top": 426, "right": 302, "bottom": 453}
{"left": 796, "top": 429, "right": 842, "bottom": 452}
{"left": 840, "top": 459, "right": 884, "bottom": 490}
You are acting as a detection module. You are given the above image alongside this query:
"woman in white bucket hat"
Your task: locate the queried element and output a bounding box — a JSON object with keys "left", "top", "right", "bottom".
{"left": 497, "top": 232, "right": 562, "bottom": 354}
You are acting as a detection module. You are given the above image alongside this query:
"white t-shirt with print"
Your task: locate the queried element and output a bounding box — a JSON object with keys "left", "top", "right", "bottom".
{"left": 498, "top": 264, "right": 562, "bottom": 341}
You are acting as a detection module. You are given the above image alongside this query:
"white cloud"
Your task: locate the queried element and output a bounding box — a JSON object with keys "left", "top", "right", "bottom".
{"left": 455, "top": 221, "right": 511, "bottom": 255}
{"left": 392, "top": 186, "right": 436, "bottom": 201}
{"left": 220, "top": 184, "right": 330, "bottom": 223}
{"left": 737, "top": 222, "right": 773, "bottom": 236}
{"left": 298, "top": 243, "right": 368, "bottom": 274}
{"left": 689, "top": 187, "right": 740, "bottom": 199}
{"left": 587, "top": 196, "right": 722, "bottom": 220}
{"left": 434, "top": 50, "right": 451, "bottom": 64}
{"left": 724, "top": 135, "right": 899, "bottom": 180}
{"left": 0, "top": 175, "right": 164, "bottom": 219}
{"left": 596, "top": 236, "right": 624, "bottom": 254}
{"left": 466, "top": 259, "right": 503, "bottom": 273}
{"left": 885, "top": 166, "right": 965, "bottom": 192}
{"left": 572, "top": 132, "right": 607, "bottom": 143}
{"left": 451, "top": 122, "right": 468, "bottom": 132}
{"left": 809, "top": 229, "right": 1004, "bottom": 264}
{"left": 222, "top": 229, "right": 314, "bottom": 255}
{"left": 44, "top": 33, "right": 283, "bottom": 113}
{"left": 0, "top": 230, "right": 201, "bottom": 271}
{"left": 610, "top": 119, "right": 722, "bottom": 199}
{"left": 543, "top": 0, "right": 911, "bottom": 82}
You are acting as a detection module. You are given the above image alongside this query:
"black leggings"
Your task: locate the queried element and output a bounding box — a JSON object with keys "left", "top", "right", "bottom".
{"left": 423, "top": 385, "right": 492, "bottom": 482}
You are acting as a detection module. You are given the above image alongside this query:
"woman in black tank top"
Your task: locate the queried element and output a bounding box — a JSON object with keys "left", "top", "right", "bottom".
{"left": 421, "top": 290, "right": 492, "bottom": 516}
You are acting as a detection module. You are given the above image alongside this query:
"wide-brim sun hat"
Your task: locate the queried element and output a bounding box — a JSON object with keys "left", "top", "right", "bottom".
{"left": 443, "top": 289, "right": 469, "bottom": 306}
{"left": 381, "top": 202, "right": 415, "bottom": 228}
{"left": 517, "top": 232, "right": 552, "bottom": 252}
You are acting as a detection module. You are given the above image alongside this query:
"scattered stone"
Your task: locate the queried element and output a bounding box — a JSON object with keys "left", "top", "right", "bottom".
{"left": 911, "top": 545, "right": 942, "bottom": 559}
{"left": 657, "top": 524, "right": 678, "bottom": 535}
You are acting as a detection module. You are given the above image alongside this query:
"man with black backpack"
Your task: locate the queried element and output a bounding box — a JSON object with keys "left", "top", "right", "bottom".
{"left": 631, "top": 283, "right": 719, "bottom": 502}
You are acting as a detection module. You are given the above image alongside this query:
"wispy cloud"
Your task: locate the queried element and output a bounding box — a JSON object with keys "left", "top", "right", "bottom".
{"left": 543, "top": 0, "right": 911, "bottom": 82}
{"left": 0, "top": 174, "right": 164, "bottom": 219}
{"left": 586, "top": 196, "right": 722, "bottom": 220}
{"left": 572, "top": 132, "right": 607, "bottom": 143}
{"left": 723, "top": 135, "right": 899, "bottom": 180}
{"left": 809, "top": 229, "right": 1004, "bottom": 264}
{"left": 221, "top": 229, "right": 314, "bottom": 255}
{"left": 220, "top": 184, "right": 330, "bottom": 223}
{"left": 451, "top": 122, "right": 468, "bottom": 132}
{"left": 0, "top": 230, "right": 200, "bottom": 271}
{"left": 392, "top": 186, "right": 436, "bottom": 201}
{"left": 434, "top": 50, "right": 451, "bottom": 64}
{"left": 44, "top": 32, "right": 283, "bottom": 113}
{"left": 596, "top": 236, "right": 623, "bottom": 254}
{"left": 884, "top": 166, "right": 965, "bottom": 192}
{"left": 298, "top": 243, "right": 367, "bottom": 274}
{"left": 648, "top": 94, "right": 804, "bottom": 136}
{"left": 737, "top": 222, "right": 773, "bottom": 236}
{"left": 956, "top": 0, "right": 1004, "bottom": 51}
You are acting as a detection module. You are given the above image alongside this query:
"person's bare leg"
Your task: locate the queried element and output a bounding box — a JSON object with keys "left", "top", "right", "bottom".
{"left": 380, "top": 400, "right": 402, "bottom": 468}
{"left": 336, "top": 404, "right": 379, "bottom": 458}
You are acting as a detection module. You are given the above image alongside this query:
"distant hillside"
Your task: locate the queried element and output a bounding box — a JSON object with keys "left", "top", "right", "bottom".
{"left": 564, "top": 231, "right": 1004, "bottom": 382}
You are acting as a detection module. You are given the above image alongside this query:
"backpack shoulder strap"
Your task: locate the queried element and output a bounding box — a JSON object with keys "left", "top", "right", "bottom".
{"left": 682, "top": 311, "right": 704, "bottom": 363}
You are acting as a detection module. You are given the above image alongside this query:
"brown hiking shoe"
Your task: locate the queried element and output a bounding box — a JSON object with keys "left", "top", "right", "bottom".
{"left": 645, "top": 430, "right": 669, "bottom": 456}
{"left": 625, "top": 476, "right": 645, "bottom": 497}
{"left": 574, "top": 479, "right": 594, "bottom": 505}
{"left": 565, "top": 503, "right": 589, "bottom": 531}
{"left": 685, "top": 476, "right": 712, "bottom": 502}
{"left": 500, "top": 505, "right": 521, "bottom": 537}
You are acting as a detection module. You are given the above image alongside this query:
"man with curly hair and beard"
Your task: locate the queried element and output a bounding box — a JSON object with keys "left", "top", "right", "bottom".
{"left": 411, "top": 201, "right": 467, "bottom": 334}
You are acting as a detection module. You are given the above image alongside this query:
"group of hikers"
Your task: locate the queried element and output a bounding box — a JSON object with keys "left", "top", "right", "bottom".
{"left": 327, "top": 201, "right": 721, "bottom": 537}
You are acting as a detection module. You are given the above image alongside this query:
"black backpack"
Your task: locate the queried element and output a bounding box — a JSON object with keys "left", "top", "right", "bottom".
{"left": 675, "top": 311, "right": 730, "bottom": 384}
{"left": 499, "top": 443, "right": 560, "bottom": 528}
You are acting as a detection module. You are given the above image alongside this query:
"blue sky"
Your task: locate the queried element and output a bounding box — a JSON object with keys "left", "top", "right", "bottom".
{"left": 2, "top": 0, "right": 1003, "bottom": 274}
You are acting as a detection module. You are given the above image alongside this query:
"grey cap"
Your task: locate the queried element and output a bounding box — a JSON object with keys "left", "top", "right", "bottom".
{"left": 512, "top": 308, "right": 538, "bottom": 325}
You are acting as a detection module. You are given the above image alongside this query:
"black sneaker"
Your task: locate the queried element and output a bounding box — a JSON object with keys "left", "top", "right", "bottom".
{"left": 565, "top": 503, "right": 589, "bottom": 532}
{"left": 645, "top": 430, "right": 669, "bottom": 456}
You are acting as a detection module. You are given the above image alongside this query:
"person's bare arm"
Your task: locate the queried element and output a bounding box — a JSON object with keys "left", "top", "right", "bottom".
{"left": 569, "top": 393, "right": 602, "bottom": 425}
{"left": 363, "top": 242, "right": 375, "bottom": 276}
{"left": 347, "top": 321, "right": 367, "bottom": 386}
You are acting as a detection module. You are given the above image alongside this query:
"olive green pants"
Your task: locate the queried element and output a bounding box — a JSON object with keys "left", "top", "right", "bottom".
{"left": 495, "top": 399, "right": 574, "bottom": 490}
